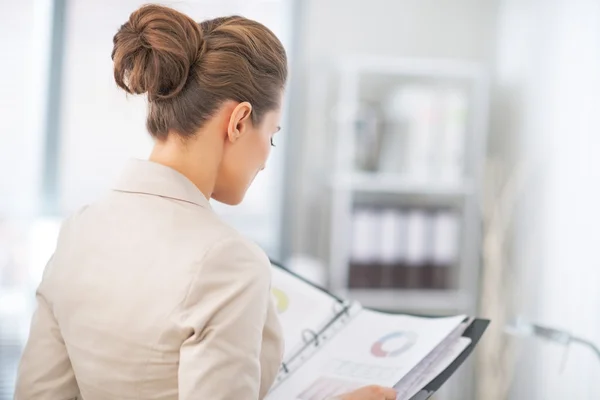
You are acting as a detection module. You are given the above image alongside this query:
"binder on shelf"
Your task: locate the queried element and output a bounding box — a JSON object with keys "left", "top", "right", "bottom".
{"left": 404, "top": 209, "right": 428, "bottom": 289}
{"left": 428, "top": 209, "right": 460, "bottom": 290}
{"left": 379, "top": 208, "right": 406, "bottom": 289}
{"left": 349, "top": 208, "right": 382, "bottom": 288}
{"left": 268, "top": 259, "right": 489, "bottom": 400}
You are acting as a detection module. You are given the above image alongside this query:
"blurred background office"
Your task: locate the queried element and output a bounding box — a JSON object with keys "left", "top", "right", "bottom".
{"left": 2, "top": 0, "right": 600, "bottom": 399}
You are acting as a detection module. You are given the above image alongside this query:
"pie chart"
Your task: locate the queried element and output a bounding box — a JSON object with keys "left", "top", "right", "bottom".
{"left": 271, "top": 287, "right": 289, "bottom": 313}
{"left": 370, "top": 331, "right": 418, "bottom": 358}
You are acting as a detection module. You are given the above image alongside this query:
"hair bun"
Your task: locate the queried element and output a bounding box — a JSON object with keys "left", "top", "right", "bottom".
{"left": 112, "top": 4, "right": 203, "bottom": 100}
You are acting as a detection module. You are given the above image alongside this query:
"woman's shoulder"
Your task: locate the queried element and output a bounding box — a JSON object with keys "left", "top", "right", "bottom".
{"left": 183, "top": 225, "right": 273, "bottom": 308}
{"left": 181, "top": 212, "right": 271, "bottom": 275}
{"left": 57, "top": 200, "right": 272, "bottom": 279}
{"left": 202, "top": 228, "right": 271, "bottom": 275}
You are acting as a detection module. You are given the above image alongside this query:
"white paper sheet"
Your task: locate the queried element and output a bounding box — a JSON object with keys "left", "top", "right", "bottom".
{"left": 266, "top": 310, "right": 466, "bottom": 400}
{"left": 393, "top": 318, "right": 470, "bottom": 398}
{"left": 270, "top": 266, "right": 342, "bottom": 359}
{"left": 403, "top": 337, "right": 471, "bottom": 400}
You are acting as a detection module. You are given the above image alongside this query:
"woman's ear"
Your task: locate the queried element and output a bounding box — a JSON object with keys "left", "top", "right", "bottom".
{"left": 227, "top": 101, "right": 253, "bottom": 143}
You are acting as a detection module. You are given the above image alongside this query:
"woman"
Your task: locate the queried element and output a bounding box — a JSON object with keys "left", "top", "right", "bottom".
{"left": 15, "top": 5, "right": 396, "bottom": 400}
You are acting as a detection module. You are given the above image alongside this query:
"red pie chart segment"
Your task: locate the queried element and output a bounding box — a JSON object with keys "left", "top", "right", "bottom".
{"left": 370, "top": 331, "right": 418, "bottom": 358}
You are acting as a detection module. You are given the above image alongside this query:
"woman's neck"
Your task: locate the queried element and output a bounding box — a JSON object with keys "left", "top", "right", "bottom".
{"left": 149, "top": 134, "right": 221, "bottom": 201}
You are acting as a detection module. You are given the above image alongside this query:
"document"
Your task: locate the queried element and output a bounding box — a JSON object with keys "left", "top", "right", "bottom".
{"left": 267, "top": 263, "right": 476, "bottom": 400}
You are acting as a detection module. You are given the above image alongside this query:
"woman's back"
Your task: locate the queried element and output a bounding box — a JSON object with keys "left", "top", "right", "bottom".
{"left": 16, "top": 160, "right": 283, "bottom": 399}
{"left": 14, "top": 4, "right": 397, "bottom": 400}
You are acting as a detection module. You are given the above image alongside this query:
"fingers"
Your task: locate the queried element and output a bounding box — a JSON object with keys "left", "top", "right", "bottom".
{"left": 339, "top": 385, "right": 397, "bottom": 400}
{"left": 367, "top": 385, "right": 397, "bottom": 399}
{"left": 380, "top": 386, "right": 398, "bottom": 399}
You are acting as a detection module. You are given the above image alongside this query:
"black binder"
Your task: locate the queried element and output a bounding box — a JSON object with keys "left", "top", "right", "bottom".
{"left": 269, "top": 259, "right": 489, "bottom": 399}
{"left": 409, "top": 318, "right": 489, "bottom": 399}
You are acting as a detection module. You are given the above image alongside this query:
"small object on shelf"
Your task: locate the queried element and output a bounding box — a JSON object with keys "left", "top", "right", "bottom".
{"left": 353, "top": 101, "right": 383, "bottom": 172}
{"left": 380, "top": 84, "right": 439, "bottom": 181}
{"left": 436, "top": 88, "right": 468, "bottom": 184}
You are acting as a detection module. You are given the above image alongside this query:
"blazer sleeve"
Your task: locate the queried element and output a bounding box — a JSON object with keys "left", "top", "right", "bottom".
{"left": 14, "top": 255, "right": 79, "bottom": 400}
{"left": 178, "top": 237, "right": 274, "bottom": 400}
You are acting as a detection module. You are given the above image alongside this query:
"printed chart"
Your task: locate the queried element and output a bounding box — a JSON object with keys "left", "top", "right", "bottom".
{"left": 370, "top": 331, "right": 418, "bottom": 358}
{"left": 271, "top": 287, "right": 289, "bottom": 313}
{"left": 298, "top": 376, "right": 363, "bottom": 400}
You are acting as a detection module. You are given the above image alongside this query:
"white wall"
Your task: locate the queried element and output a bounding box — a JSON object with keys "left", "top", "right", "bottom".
{"left": 493, "top": 1, "right": 600, "bottom": 399}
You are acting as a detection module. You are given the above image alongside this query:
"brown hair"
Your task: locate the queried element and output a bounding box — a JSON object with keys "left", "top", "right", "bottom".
{"left": 111, "top": 4, "right": 287, "bottom": 140}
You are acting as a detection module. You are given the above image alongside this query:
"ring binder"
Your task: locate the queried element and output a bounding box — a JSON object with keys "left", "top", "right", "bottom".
{"left": 269, "top": 265, "right": 362, "bottom": 390}
{"left": 302, "top": 329, "right": 320, "bottom": 346}
{"left": 332, "top": 299, "right": 352, "bottom": 316}
{"left": 266, "top": 259, "right": 489, "bottom": 400}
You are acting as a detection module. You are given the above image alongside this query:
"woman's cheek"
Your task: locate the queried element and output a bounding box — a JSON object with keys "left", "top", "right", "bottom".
{"left": 260, "top": 137, "right": 272, "bottom": 164}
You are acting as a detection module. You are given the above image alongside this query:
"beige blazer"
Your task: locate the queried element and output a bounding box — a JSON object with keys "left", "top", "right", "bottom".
{"left": 15, "top": 159, "right": 284, "bottom": 400}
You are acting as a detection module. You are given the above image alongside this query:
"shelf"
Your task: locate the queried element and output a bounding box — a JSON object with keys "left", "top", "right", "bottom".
{"left": 332, "top": 172, "right": 471, "bottom": 197}
{"left": 338, "top": 55, "right": 486, "bottom": 80}
{"left": 343, "top": 289, "right": 472, "bottom": 314}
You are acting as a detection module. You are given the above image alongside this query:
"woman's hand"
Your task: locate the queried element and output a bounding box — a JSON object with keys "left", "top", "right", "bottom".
{"left": 337, "top": 385, "right": 397, "bottom": 400}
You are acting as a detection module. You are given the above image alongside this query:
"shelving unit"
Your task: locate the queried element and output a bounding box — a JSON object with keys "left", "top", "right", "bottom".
{"left": 327, "top": 55, "right": 489, "bottom": 400}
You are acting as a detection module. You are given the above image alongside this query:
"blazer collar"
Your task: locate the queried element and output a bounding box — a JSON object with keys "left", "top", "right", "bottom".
{"left": 113, "top": 159, "right": 212, "bottom": 209}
